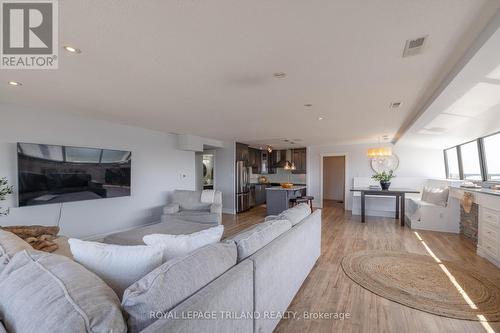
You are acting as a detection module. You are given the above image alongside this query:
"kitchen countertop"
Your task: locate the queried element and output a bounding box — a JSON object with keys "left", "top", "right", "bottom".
{"left": 266, "top": 186, "right": 307, "bottom": 191}
{"left": 451, "top": 186, "right": 500, "bottom": 197}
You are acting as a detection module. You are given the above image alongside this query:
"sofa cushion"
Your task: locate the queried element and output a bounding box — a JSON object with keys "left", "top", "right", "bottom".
{"left": 0, "top": 250, "right": 126, "bottom": 333}
{"left": 421, "top": 186, "right": 449, "bottom": 207}
{"left": 170, "top": 211, "right": 220, "bottom": 224}
{"left": 122, "top": 241, "right": 237, "bottom": 333}
{"left": 277, "top": 203, "right": 311, "bottom": 226}
{"left": 172, "top": 190, "right": 204, "bottom": 211}
{"left": 68, "top": 239, "right": 164, "bottom": 297}
{"left": 143, "top": 225, "right": 224, "bottom": 261}
{"left": 0, "top": 229, "right": 32, "bottom": 273}
{"left": 162, "top": 203, "right": 180, "bottom": 214}
{"left": 228, "top": 219, "right": 292, "bottom": 262}
{"left": 182, "top": 203, "right": 211, "bottom": 212}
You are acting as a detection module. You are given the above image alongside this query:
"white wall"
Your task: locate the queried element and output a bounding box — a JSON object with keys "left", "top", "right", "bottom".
{"left": 0, "top": 105, "right": 195, "bottom": 239}
{"left": 194, "top": 152, "right": 204, "bottom": 191}
{"left": 214, "top": 141, "right": 235, "bottom": 214}
{"left": 307, "top": 143, "right": 445, "bottom": 209}
{"left": 176, "top": 134, "right": 224, "bottom": 152}
{"left": 323, "top": 156, "right": 345, "bottom": 201}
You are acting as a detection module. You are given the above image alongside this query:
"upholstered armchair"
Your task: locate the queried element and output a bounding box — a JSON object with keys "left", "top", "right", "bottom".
{"left": 161, "top": 189, "right": 223, "bottom": 225}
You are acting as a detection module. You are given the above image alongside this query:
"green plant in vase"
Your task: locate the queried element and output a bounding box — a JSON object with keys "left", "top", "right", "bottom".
{"left": 372, "top": 170, "right": 395, "bottom": 190}
{"left": 0, "top": 177, "right": 13, "bottom": 216}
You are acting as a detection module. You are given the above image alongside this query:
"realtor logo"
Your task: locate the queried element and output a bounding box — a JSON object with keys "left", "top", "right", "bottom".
{"left": 1, "top": 0, "right": 58, "bottom": 69}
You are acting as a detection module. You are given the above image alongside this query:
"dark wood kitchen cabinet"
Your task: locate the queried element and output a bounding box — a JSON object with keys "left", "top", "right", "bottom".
{"left": 268, "top": 150, "right": 286, "bottom": 174}
{"left": 267, "top": 151, "right": 275, "bottom": 174}
{"left": 236, "top": 142, "right": 249, "bottom": 162}
{"left": 249, "top": 148, "right": 262, "bottom": 174}
{"left": 291, "top": 148, "right": 306, "bottom": 174}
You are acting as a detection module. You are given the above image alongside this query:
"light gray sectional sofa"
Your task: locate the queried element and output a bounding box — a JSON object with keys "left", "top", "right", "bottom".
{"left": 0, "top": 204, "right": 321, "bottom": 333}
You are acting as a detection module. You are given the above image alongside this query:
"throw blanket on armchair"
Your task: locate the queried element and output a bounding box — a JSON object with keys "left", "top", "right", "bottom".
{"left": 201, "top": 190, "right": 216, "bottom": 204}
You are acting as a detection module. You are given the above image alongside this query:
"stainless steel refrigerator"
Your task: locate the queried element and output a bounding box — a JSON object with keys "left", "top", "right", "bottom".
{"left": 236, "top": 161, "right": 250, "bottom": 213}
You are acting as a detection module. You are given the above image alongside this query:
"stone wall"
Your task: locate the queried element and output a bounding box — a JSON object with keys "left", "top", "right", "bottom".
{"left": 460, "top": 203, "right": 479, "bottom": 246}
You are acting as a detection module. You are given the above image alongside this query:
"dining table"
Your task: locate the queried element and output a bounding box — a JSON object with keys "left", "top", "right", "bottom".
{"left": 350, "top": 187, "right": 420, "bottom": 226}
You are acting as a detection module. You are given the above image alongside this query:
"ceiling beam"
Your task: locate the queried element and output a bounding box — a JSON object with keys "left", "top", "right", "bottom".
{"left": 392, "top": 7, "right": 500, "bottom": 145}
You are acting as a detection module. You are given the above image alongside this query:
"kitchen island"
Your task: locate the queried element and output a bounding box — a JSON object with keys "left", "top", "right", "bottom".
{"left": 266, "top": 186, "right": 307, "bottom": 215}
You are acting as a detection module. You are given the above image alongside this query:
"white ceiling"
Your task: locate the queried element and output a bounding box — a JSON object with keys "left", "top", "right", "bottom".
{"left": 399, "top": 11, "right": 500, "bottom": 149}
{"left": 2, "top": 0, "right": 500, "bottom": 147}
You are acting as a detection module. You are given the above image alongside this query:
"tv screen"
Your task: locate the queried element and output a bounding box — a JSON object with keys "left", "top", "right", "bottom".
{"left": 17, "top": 142, "right": 131, "bottom": 206}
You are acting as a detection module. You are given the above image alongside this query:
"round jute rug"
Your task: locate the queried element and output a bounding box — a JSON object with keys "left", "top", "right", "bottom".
{"left": 341, "top": 250, "right": 500, "bottom": 321}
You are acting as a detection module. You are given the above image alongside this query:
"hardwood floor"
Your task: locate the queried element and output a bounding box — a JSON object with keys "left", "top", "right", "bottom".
{"left": 222, "top": 200, "right": 500, "bottom": 333}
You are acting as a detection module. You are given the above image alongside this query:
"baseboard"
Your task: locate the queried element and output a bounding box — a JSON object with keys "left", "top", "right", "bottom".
{"left": 222, "top": 208, "right": 236, "bottom": 215}
{"left": 477, "top": 246, "right": 500, "bottom": 268}
{"left": 351, "top": 209, "right": 398, "bottom": 218}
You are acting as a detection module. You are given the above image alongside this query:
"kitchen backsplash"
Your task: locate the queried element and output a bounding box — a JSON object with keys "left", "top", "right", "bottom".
{"left": 250, "top": 168, "right": 306, "bottom": 184}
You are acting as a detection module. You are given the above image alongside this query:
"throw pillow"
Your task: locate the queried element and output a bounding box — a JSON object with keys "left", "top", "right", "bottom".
{"left": 264, "top": 215, "right": 279, "bottom": 222}
{"left": 421, "top": 186, "right": 449, "bottom": 207}
{"left": 0, "top": 250, "right": 126, "bottom": 333}
{"left": 143, "top": 225, "right": 224, "bottom": 261}
{"left": 68, "top": 239, "right": 164, "bottom": 297}
{"left": 277, "top": 203, "right": 311, "bottom": 226}
{"left": 122, "top": 242, "right": 236, "bottom": 333}
{"left": 0, "top": 229, "right": 32, "bottom": 272}
{"left": 228, "top": 219, "right": 292, "bottom": 261}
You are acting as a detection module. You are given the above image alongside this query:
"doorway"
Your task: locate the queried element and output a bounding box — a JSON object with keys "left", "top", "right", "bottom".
{"left": 195, "top": 150, "right": 216, "bottom": 191}
{"left": 322, "top": 155, "right": 346, "bottom": 209}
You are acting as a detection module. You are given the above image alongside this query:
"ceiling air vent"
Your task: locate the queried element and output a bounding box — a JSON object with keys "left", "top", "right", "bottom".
{"left": 390, "top": 101, "right": 402, "bottom": 109}
{"left": 402, "top": 36, "right": 428, "bottom": 57}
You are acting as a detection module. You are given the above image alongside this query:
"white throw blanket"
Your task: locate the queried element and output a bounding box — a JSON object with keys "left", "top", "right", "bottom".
{"left": 201, "top": 190, "right": 216, "bottom": 204}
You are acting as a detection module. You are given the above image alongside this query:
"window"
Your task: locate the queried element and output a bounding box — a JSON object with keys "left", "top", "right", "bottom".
{"left": 101, "top": 150, "right": 131, "bottom": 163}
{"left": 460, "top": 141, "right": 482, "bottom": 180}
{"left": 445, "top": 147, "right": 460, "bottom": 179}
{"left": 483, "top": 133, "right": 500, "bottom": 181}
{"left": 65, "top": 147, "right": 101, "bottom": 163}
{"left": 18, "top": 143, "right": 63, "bottom": 161}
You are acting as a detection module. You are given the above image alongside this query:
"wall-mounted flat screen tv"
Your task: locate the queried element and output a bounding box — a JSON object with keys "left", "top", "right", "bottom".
{"left": 17, "top": 142, "right": 131, "bottom": 206}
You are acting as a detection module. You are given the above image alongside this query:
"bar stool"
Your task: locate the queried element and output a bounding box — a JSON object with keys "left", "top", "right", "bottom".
{"left": 290, "top": 197, "right": 309, "bottom": 207}
{"left": 300, "top": 196, "right": 314, "bottom": 210}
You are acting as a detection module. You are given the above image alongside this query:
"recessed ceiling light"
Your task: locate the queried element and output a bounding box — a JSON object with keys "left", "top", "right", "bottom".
{"left": 63, "top": 45, "right": 81, "bottom": 53}
{"left": 273, "top": 72, "right": 286, "bottom": 78}
{"left": 318, "top": 116, "right": 324, "bottom": 121}
{"left": 304, "top": 103, "right": 312, "bottom": 107}
{"left": 8, "top": 81, "right": 22, "bottom": 86}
